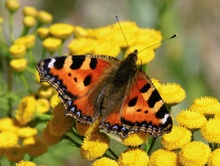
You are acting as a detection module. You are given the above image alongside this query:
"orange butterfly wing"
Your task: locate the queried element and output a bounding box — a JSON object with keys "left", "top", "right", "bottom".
{"left": 120, "top": 69, "right": 172, "bottom": 137}
{"left": 36, "top": 55, "right": 119, "bottom": 124}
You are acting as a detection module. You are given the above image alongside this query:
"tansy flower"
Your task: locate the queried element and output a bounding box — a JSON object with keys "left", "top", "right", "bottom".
{"left": 80, "top": 132, "right": 110, "bottom": 160}
{"left": 37, "top": 10, "right": 53, "bottom": 24}
{"left": 68, "top": 38, "right": 97, "bottom": 54}
{"left": 15, "top": 35, "right": 35, "bottom": 49}
{"left": 207, "top": 148, "right": 220, "bottom": 166}
{"left": 5, "top": 0, "right": 20, "bottom": 13}
{"left": 23, "top": 137, "right": 48, "bottom": 157}
{"left": 148, "top": 149, "right": 179, "bottom": 166}
{"left": 16, "top": 160, "right": 36, "bottom": 166}
{"left": 49, "top": 103, "right": 74, "bottom": 136}
{"left": 215, "top": 111, "right": 220, "bottom": 119}
{"left": 5, "top": 145, "right": 25, "bottom": 162}
{"left": 42, "top": 37, "right": 62, "bottom": 53}
{"left": 22, "top": 6, "right": 38, "bottom": 17}
{"left": 0, "top": 132, "right": 18, "bottom": 148}
{"left": 15, "top": 95, "right": 36, "bottom": 125}
{"left": 36, "top": 98, "right": 50, "bottom": 114}
{"left": 158, "top": 83, "right": 186, "bottom": 105}
{"left": 37, "top": 27, "right": 50, "bottom": 40}
{"left": 74, "top": 26, "right": 89, "bottom": 38}
{"left": 50, "top": 94, "right": 60, "bottom": 108}
{"left": 10, "top": 58, "right": 27, "bottom": 72}
{"left": 201, "top": 118, "right": 220, "bottom": 143}
{"left": 23, "top": 15, "right": 36, "bottom": 28}
{"left": 18, "top": 127, "right": 37, "bottom": 138}
{"left": 75, "top": 121, "right": 91, "bottom": 136}
{"left": 176, "top": 109, "right": 207, "bottom": 130}
{"left": 42, "top": 122, "right": 62, "bottom": 146}
{"left": 179, "top": 141, "right": 211, "bottom": 166}
{"left": 122, "top": 132, "right": 149, "bottom": 147}
{"left": 50, "top": 23, "right": 74, "bottom": 39}
{"left": 92, "top": 157, "right": 118, "bottom": 166}
{"left": 35, "top": 71, "right": 50, "bottom": 86}
{"left": 88, "top": 26, "right": 114, "bottom": 40}
{"left": 190, "top": 96, "right": 220, "bottom": 116}
{"left": 0, "top": 117, "right": 18, "bottom": 133}
{"left": 161, "top": 126, "right": 192, "bottom": 150}
{"left": 118, "top": 148, "right": 149, "bottom": 166}
{"left": 37, "top": 85, "right": 54, "bottom": 98}
{"left": 92, "top": 41, "right": 121, "bottom": 57}
{"left": 151, "top": 78, "right": 162, "bottom": 89}
{"left": 125, "top": 46, "right": 155, "bottom": 65}
{"left": 9, "top": 44, "right": 26, "bottom": 58}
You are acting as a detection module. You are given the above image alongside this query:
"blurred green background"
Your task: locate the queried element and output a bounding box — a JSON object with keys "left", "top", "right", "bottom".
{"left": 0, "top": 0, "right": 220, "bottom": 165}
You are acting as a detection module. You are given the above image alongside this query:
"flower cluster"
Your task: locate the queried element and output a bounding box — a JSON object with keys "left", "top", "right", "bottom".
{"left": 1, "top": 0, "right": 220, "bottom": 165}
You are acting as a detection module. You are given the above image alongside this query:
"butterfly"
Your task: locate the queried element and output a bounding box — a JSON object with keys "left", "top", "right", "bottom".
{"left": 36, "top": 49, "right": 172, "bottom": 138}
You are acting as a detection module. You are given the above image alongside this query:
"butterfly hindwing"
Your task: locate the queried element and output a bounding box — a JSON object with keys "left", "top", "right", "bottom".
{"left": 121, "top": 69, "right": 172, "bottom": 137}
{"left": 36, "top": 54, "right": 119, "bottom": 124}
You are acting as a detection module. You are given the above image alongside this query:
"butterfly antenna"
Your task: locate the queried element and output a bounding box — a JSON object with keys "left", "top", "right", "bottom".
{"left": 115, "top": 15, "right": 130, "bottom": 51}
{"left": 138, "top": 34, "right": 177, "bottom": 53}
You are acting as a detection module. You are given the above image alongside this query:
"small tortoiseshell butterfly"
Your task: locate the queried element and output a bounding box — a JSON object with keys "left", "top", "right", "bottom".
{"left": 36, "top": 50, "right": 172, "bottom": 138}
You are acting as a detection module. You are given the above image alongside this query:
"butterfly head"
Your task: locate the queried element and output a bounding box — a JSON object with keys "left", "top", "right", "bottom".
{"left": 127, "top": 49, "right": 138, "bottom": 62}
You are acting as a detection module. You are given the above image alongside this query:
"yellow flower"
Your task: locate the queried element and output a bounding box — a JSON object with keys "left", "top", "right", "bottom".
{"left": 9, "top": 44, "right": 26, "bottom": 58}
{"left": 68, "top": 38, "right": 97, "bottom": 54}
{"left": 23, "top": 137, "right": 48, "bottom": 157}
{"left": 36, "top": 98, "right": 50, "bottom": 114}
{"left": 37, "top": 27, "right": 50, "bottom": 40}
{"left": 42, "top": 122, "right": 62, "bottom": 146}
{"left": 5, "top": 145, "right": 25, "bottom": 162}
{"left": 16, "top": 160, "right": 36, "bottom": 166}
{"left": 201, "top": 118, "right": 220, "bottom": 143}
{"left": 161, "top": 126, "right": 192, "bottom": 150}
{"left": 37, "top": 85, "right": 54, "bottom": 98}
{"left": 18, "top": 127, "right": 37, "bottom": 138}
{"left": 215, "top": 111, "right": 220, "bottom": 120}
{"left": 92, "top": 157, "right": 118, "bottom": 166}
{"left": 50, "top": 23, "right": 74, "bottom": 39}
{"left": 148, "top": 149, "right": 179, "bottom": 166}
{"left": 92, "top": 41, "right": 121, "bottom": 57}
{"left": 42, "top": 37, "right": 62, "bottom": 53}
{"left": 37, "top": 10, "right": 53, "bottom": 24}
{"left": 122, "top": 132, "right": 149, "bottom": 147}
{"left": 22, "top": 6, "right": 38, "bottom": 17}
{"left": 118, "top": 148, "right": 149, "bottom": 166}
{"left": 0, "top": 132, "right": 18, "bottom": 148}
{"left": 158, "top": 83, "right": 186, "bottom": 105}
{"left": 75, "top": 121, "right": 91, "bottom": 136}
{"left": 179, "top": 141, "right": 211, "bottom": 166}
{"left": 176, "top": 109, "right": 207, "bottom": 129}
{"left": 0, "top": 117, "right": 18, "bottom": 133}
{"left": 151, "top": 78, "right": 162, "bottom": 89}
{"left": 15, "top": 95, "right": 36, "bottom": 125}
{"left": 190, "top": 96, "right": 220, "bottom": 116}
{"left": 35, "top": 71, "right": 50, "bottom": 86}
{"left": 10, "top": 58, "right": 27, "bottom": 72}
{"left": 125, "top": 46, "right": 155, "bottom": 65}
{"left": 23, "top": 16, "right": 36, "bottom": 28}
{"left": 5, "top": 0, "right": 20, "bottom": 13}
{"left": 50, "top": 94, "right": 60, "bottom": 108}
{"left": 81, "top": 132, "right": 110, "bottom": 160}
{"left": 15, "top": 35, "right": 35, "bottom": 49}
{"left": 74, "top": 26, "right": 89, "bottom": 38}
{"left": 49, "top": 103, "right": 74, "bottom": 136}
{"left": 208, "top": 148, "right": 220, "bottom": 166}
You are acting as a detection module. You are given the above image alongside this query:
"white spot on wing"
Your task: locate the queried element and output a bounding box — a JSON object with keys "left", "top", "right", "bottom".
{"left": 161, "top": 114, "right": 170, "bottom": 124}
{"left": 48, "top": 58, "right": 56, "bottom": 68}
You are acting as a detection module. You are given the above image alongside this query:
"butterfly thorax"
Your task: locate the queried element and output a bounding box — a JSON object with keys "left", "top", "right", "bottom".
{"left": 114, "top": 50, "right": 138, "bottom": 84}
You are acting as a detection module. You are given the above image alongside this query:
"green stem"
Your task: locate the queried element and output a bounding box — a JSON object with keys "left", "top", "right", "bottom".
{"left": 18, "top": 73, "right": 32, "bottom": 94}
{"left": 107, "top": 148, "right": 118, "bottom": 159}
{"left": 58, "top": 40, "right": 64, "bottom": 56}
{"left": 63, "top": 134, "right": 81, "bottom": 147}
{"left": 146, "top": 136, "right": 157, "bottom": 155}
{"left": 26, "top": 66, "right": 36, "bottom": 74}
{"left": 27, "top": 49, "right": 36, "bottom": 65}
{"left": 20, "top": 26, "right": 30, "bottom": 37}
{"left": 42, "top": 47, "right": 47, "bottom": 59}
{"left": 9, "top": 12, "right": 15, "bottom": 43}
{"left": 7, "top": 65, "right": 13, "bottom": 117}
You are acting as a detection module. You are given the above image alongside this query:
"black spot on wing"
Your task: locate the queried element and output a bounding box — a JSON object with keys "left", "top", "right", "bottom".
{"left": 148, "top": 90, "right": 161, "bottom": 108}
{"left": 83, "top": 75, "right": 92, "bottom": 86}
{"left": 136, "top": 109, "right": 141, "bottom": 112}
{"left": 68, "top": 73, "right": 71, "bottom": 77}
{"left": 54, "top": 57, "right": 65, "bottom": 69}
{"left": 128, "top": 97, "right": 138, "bottom": 107}
{"left": 155, "top": 104, "right": 168, "bottom": 119}
{"left": 74, "top": 77, "right": 77, "bottom": 82}
{"left": 70, "top": 56, "right": 85, "bottom": 69}
{"left": 140, "top": 83, "right": 151, "bottom": 93}
{"left": 90, "top": 58, "right": 97, "bottom": 69}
